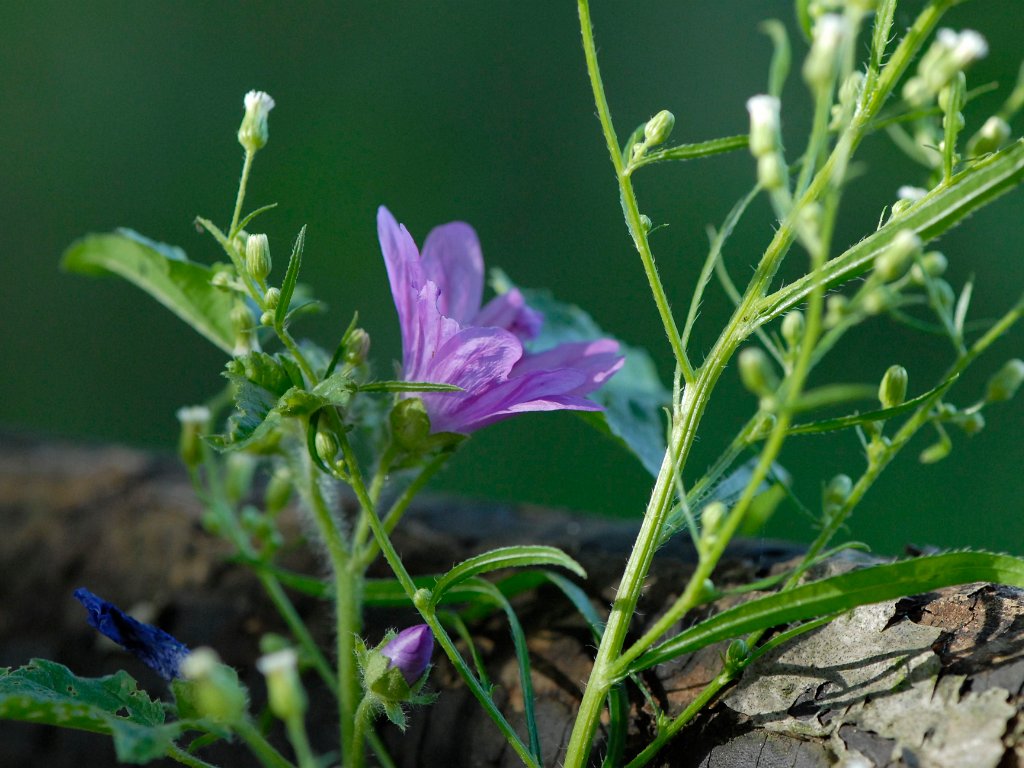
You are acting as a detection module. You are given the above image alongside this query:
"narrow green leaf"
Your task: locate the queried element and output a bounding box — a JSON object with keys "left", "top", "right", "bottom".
{"left": 760, "top": 20, "right": 791, "bottom": 98}
{"left": 631, "top": 134, "right": 749, "bottom": 170}
{"left": 629, "top": 551, "right": 1024, "bottom": 673}
{"left": 275, "top": 226, "right": 306, "bottom": 326}
{"left": 62, "top": 230, "right": 235, "bottom": 353}
{"left": 431, "top": 546, "right": 586, "bottom": 606}
{"left": 621, "top": 123, "right": 646, "bottom": 166}
{"left": 363, "top": 572, "right": 548, "bottom": 609}
{"left": 234, "top": 203, "right": 279, "bottom": 236}
{"left": 0, "top": 659, "right": 179, "bottom": 764}
{"left": 787, "top": 383, "right": 878, "bottom": 414}
{"left": 785, "top": 374, "right": 957, "bottom": 436}
{"left": 756, "top": 139, "right": 1024, "bottom": 325}
{"left": 357, "top": 380, "right": 463, "bottom": 394}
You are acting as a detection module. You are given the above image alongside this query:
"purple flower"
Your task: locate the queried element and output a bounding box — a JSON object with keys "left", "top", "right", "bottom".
{"left": 74, "top": 588, "right": 190, "bottom": 681}
{"left": 378, "top": 206, "right": 624, "bottom": 434}
{"left": 381, "top": 624, "right": 434, "bottom": 685}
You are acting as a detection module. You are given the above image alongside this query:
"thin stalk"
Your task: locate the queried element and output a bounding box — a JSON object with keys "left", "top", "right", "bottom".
{"left": 351, "top": 697, "right": 375, "bottom": 768}
{"left": 367, "top": 729, "right": 398, "bottom": 768}
{"left": 337, "top": 432, "right": 539, "bottom": 768}
{"left": 577, "top": 0, "right": 693, "bottom": 383}
{"left": 166, "top": 745, "right": 219, "bottom": 768}
{"left": 284, "top": 713, "right": 318, "bottom": 768}
{"left": 235, "top": 719, "right": 296, "bottom": 768}
{"left": 230, "top": 149, "right": 255, "bottom": 238}
{"left": 257, "top": 570, "right": 337, "bottom": 690}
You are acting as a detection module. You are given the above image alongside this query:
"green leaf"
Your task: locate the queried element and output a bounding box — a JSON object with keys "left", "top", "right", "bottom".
{"left": 631, "top": 134, "right": 749, "bottom": 171}
{"left": 496, "top": 274, "right": 670, "bottom": 476}
{"left": 357, "top": 380, "right": 463, "bottom": 394}
{"left": 0, "top": 659, "right": 178, "bottom": 764}
{"left": 275, "top": 226, "right": 306, "bottom": 326}
{"left": 628, "top": 551, "right": 1024, "bottom": 674}
{"left": 62, "top": 230, "right": 236, "bottom": 353}
{"left": 785, "top": 375, "right": 957, "bottom": 436}
{"left": 430, "top": 546, "right": 586, "bottom": 606}
{"left": 234, "top": 203, "right": 279, "bottom": 235}
{"left": 209, "top": 352, "right": 297, "bottom": 450}
{"left": 757, "top": 139, "right": 1024, "bottom": 325}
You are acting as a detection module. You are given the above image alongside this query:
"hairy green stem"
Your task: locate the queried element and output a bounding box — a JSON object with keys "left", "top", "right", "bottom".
{"left": 577, "top": 0, "right": 693, "bottom": 383}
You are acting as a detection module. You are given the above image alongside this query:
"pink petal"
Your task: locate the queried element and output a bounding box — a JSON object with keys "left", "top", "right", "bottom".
{"left": 512, "top": 340, "right": 624, "bottom": 396}
{"left": 378, "top": 206, "right": 426, "bottom": 356}
{"left": 474, "top": 288, "right": 544, "bottom": 341}
{"left": 420, "top": 221, "right": 484, "bottom": 324}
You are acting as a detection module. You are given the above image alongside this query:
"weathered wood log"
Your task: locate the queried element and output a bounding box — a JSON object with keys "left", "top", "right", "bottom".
{"left": 2, "top": 434, "right": 1024, "bottom": 767}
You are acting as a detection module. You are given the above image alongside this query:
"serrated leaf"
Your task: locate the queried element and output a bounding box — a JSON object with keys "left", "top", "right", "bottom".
{"left": 430, "top": 546, "right": 586, "bottom": 606}
{"left": 628, "top": 551, "right": 1024, "bottom": 674}
{"left": 492, "top": 273, "right": 670, "bottom": 477}
{"left": 62, "top": 230, "right": 236, "bottom": 353}
{"left": 0, "top": 659, "right": 178, "bottom": 764}
{"left": 209, "top": 352, "right": 296, "bottom": 450}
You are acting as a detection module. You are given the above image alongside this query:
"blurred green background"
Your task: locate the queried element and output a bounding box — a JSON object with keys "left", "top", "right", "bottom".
{"left": 2, "top": 2, "right": 1021, "bottom": 554}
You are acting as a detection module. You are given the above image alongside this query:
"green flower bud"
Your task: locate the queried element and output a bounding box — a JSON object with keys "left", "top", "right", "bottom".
{"left": 264, "top": 287, "right": 281, "bottom": 309}
{"left": 725, "top": 638, "right": 750, "bottom": 671}
{"left": 264, "top": 467, "right": 293, "bottom": 515}
{"left": 956, "top": 411, "right": 985, "bottom": 436}
{"left": 238, "top": 90, "right": 275, "bottom": 153}
{"left": 910, "top": 251, "right": 947, "bottom": 284}
{"left": 259, "top": 311, "right": 275, "bottom": 326}
{"left": 211, "top": 270, "right": 234, "bottom": 290}
{"left": 756, "top": 153, "right": 787, "bottom": 190}
{"left": 231, "top": 303, "right": 255, "bottom": 333}
{"left": 701, "top": 501, "right": 726, "bottom": 538}
{"left": 825, "top": 294, "right": 848, "bottom": 327}
{"left": 863, "top": 286, "right": 895, "bottom": 316}
{"left": 781, "top": 311, "right": 805, "bottom": 350}
{"left": 986, "top": 359, "right": 1024, "bottom": 403}
{"left": 919, "top": 438, "right": 951, "bottom": 464}
{"left": 176, "top": 405, "right": 210, "bottom": 468}
{"left": 878, "top": 365, "right": 908, "bottom": 409}
{"left": 967, "top": 116, "right": 1011, "bottom": 158}
{"left": 390, "top": 398, "right": 432, "bottom": 452}
{"left": 738, "top": 347, "right": 778, "bottom": 397}
{"left": 824, "top": 474, "right": 852, "bottom": 510}
{"left": 875, "top": 230, "right": 921, "bottom": 281}
{"left": 639, "top": 214, "right": 653, "bottom": 233}
{"left": 344, "top": 328, "right": 371, "bottom": 366}
{"left": 180, "top": 649, "right": 248, "bottom": 724}
{"left": 643, "top": 110, "right": 675, "bottom": 147}
{"left": 315, "top": 430, "right": 339, "bottom": 463}
{"left": 256, "top": 648, "right": 307, "bottom": 720}
{"left": 245, "top": 233, "right": 272, "bottom": 284}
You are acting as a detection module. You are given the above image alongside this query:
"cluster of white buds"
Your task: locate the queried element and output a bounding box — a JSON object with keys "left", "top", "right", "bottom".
{"left": 746, "top": 95, "right": 786, "bottom": 189}
{"left": 903, "top": 29, "right": 987, "bottom": 105}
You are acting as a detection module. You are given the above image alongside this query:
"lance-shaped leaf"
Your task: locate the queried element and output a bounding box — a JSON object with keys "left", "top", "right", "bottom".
{"left": 756, "top": 139, "right": 1024, "bottom": 325}
{"left": 62, "top": 229, "right": 236, "bottom": 353}
{"left": 430, "top": 545, "right": 586, "bottom": 606}
{"left": 627, "top": 551, "right": 1024, "bottom": 674}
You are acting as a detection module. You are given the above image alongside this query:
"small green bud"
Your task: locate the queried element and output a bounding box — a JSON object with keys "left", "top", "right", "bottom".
{"left": 956, "top": 411, "right": 985, "bottom": 436}
{"left": 390, "top": 398, "right": 432, "bottom": 452}
{"left": 725, "top": 638, "right": 750, "bottom": 671}
{"left": 264, "top": 286, "right": 281, "bottom": 309}
{"left": 238, "top": 90, "right": 275, "bottom": 153}
{"left": 986, "top": 359, "right": 1024, "bottom": 403}
{"left": 231, "top": 303, "right": 255, "bottom": 333}
{"left": 825, "top": 294, "right": 848, "bottom": 327}
{"left": 878, "top": 365, "right": 909, "bottom": 409}
{"left": 256, "top": 648, "right": 307, "bottom": 720}
{"left": 245, "top": 233, "right": 272, "bottom": 284}
{"left": 910, "top": 251, "right": 948, "bottom": 284}
{"left": 176, "top": 405, "right": 211, "bottom": 468}
{"left": 344, "top": 328, "right": 371, "bottom": 366}
{"left": 824, "top": 474, "right": 852, "bottom": 509}
{"left": 697, "top": 578, "right": 717, "bottom": 603}
{"left": 639, "top": 214, "right": 653, "bottom": 233}
{"left": 890, "top": 199, "right": 913, "bottom": 218}
{"left": 875, "top": 230, "right": 921, "bottom": 281}
{"left": 738, "top": 347, "right": 779, "bottom": 397}
{"left": 264, "top": 467, "right": 293, "bottom": 515}
{"left": 315, "top": 430, "right": 339, "bottom": 463}
{"left": 260, "top": 311, "right": 275, "bottom": 326}
{"left": 781, "top": 311, "right": 805, "bottom": 350}
{"left": 803, "top": 15, "right": 847, "bottom": 88}
{"left": 920, "top": 439, "right": 951, "bottom": 464}
{"left": 932, "top": 279, "right": 955, "bottom": 313}
{"left": 701, "top": 501, "right": 726, "bottom": 538}
{"left": 756, "top": 153, "right": 787, "bottom": 190}
{"left": 211, "top": 270, "right": 233, "bottom": 290}
{"left": 863, "top": 286, "right": 895, "bottom": 316}
{"left": 967, "top": 116, "right": 1011, "bottom": 158}
{"left": 937, "top": 72, "right": 966, "bottom": 113}
{"left": 643, "top": 110, "right": 675, "bottom": 147}
{"left": 180, "top": 649, "right": 248, "bottom": 724}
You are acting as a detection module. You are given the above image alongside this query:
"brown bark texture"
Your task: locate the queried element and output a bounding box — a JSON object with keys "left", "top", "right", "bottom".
{"left": 2, "top": 434, "right": 1024, "bottom": 767}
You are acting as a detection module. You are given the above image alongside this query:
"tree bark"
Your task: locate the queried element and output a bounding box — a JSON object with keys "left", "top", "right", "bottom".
{"left": 2, "top": 434, "right": 1023, "bottom": 767}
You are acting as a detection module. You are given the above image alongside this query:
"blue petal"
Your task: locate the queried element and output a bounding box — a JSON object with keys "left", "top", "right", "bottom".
{"left": 74, "top": 588, "right": 190, "bottom": 681}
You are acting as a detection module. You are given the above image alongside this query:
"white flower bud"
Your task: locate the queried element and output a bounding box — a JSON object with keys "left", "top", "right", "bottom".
{"left": 803, "top": 15, "right": 847, "bottom": 87}
{"left": 245, "top": 233, "right": 272, "bottom": 284}
{"left": 257, "top": 648, "right": 306, "bottom": 720}
{"left": 746, "top": 95, "right": 781, "bottom": 157}
{"left": 238, "top": 90, "right": 275, "bottom": 153}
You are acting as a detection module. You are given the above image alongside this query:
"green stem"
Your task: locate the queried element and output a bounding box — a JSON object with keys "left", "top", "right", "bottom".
{"left": 257, "top": 570, "right": 337, "bottom": 690}
{"left": 367, "top": 728, "right": 398, "bottom": 768}
{"left": 235, "top": 719, "right": 296, "bottom": 768}
{"left": 284, "top": 713, "right": 318, "bottom": 768}
{"left": 230, "top": 149, "right": 255, "bottom": 238}
{"left": 351, "top": 696, "right": 375, "bottom": 768}
{"left": 577, "top": 0, "right": 693, "bottom": 383}
{"left": 166, "top": 745, "right": 219, "bottom": 768}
